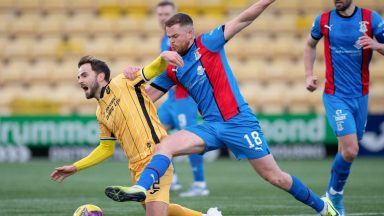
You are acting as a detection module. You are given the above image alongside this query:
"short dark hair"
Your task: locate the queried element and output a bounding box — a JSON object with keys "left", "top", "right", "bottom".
{"left": 165, "top": 13, "right": 193, "bottom": 28}
{"left": 78, "top": 55, "right": 110, "bottom": 81}
{"left": 157, "top": 1, "right": 175, "bottom": 9}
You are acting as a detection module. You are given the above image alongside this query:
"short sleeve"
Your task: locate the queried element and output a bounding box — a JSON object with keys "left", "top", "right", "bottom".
{"left": 151, "top": 69, "right": 175, "bottom": 92}
{"left": 311, "top": 15, "right": 323, "bottom": 40}
{"left": 371, "top": 11, "right": 384, "bottom": 43}
{"left": 201, "top": 25, "right": 226, "bottom": 52}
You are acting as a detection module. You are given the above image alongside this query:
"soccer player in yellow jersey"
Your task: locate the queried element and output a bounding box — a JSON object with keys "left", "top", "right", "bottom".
{"left": 50, "top": 54, "right": 222, "bottom": 216}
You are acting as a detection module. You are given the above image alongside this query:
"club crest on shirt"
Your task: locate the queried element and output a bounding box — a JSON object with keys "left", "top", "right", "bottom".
{"left": 359, "top": 21, "right": 369, "bottom": 33}
{"left": 194, "top": 48, "right": 201, "bottom": 61}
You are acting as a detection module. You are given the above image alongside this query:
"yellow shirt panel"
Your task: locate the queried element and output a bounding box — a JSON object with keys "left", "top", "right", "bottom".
{"left": 96, "top": 74, "right": 167, "bottom": 163}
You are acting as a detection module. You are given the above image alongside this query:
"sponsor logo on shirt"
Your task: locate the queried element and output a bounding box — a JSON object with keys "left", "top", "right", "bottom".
{"left": 354, "top": 40, "right": 362, "bottom": 49}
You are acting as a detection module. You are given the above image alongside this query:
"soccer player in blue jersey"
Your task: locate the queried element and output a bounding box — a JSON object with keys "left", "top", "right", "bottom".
{"left": 106, "top": 0, "right": 339, "bottom": 215}
{"left": 155, "top": 1, "right": 209, "bottom": 197}
{"left": 304, "top": 0, "right": 384, "bottom": 215}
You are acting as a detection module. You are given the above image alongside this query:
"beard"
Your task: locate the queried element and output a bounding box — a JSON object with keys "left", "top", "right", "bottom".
{"left": 85, "top": 81, "right": 99, "bottom": 99}
{"left": 335, "top": 0, "right": 352, "bottom": 11}
{"left": 175, "top": 43, "right": 190, "bottom": 56}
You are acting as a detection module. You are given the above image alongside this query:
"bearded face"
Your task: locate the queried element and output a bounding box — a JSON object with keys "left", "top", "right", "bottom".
{"left": 78, "top": 63, "right": 100, "bottom": 99}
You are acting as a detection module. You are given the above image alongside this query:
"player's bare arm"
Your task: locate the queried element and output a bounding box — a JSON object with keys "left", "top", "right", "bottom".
{"left": 145, "top": 85, "right": 166, "bottom": 102}
{"left": 304, "top": 35, "right": 320, "bottom": 92}
{"left": 358, "top": 34, "right": 384, "bottom": 55}
{"left": 223, "top": 0, "right": 275, "bottom": 41}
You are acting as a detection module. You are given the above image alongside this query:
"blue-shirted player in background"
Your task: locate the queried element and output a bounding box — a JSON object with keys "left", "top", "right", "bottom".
{"left": 304, "top": 0, "right": 384, "bottom": 215}
{"left": 108, "top": 0, "right": 340, "bottom": 215}
{"left": 155, "top": 1, "right": 209, "bottom": 197}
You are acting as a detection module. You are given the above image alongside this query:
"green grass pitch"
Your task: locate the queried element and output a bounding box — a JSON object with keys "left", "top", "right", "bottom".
{"left": 0, "top": 157, "right": 383, "bottom": 215}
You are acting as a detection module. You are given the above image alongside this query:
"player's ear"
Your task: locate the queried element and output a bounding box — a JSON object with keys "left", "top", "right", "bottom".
{"left": 97, "top": 72, "right": 105, "bottom": 82}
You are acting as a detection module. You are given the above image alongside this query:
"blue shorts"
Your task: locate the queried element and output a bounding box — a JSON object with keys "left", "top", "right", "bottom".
{"left": 186, "top": 110, "right": 270, "bottom": 160}
{"left": 323, "top": 93, "right": 368, "bottom": 140}
{"left": 157, "top": 97, "right": 198, "bottom": 130}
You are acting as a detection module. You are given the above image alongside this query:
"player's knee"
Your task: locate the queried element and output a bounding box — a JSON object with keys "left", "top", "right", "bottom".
{"left": 343, "top": 146, "right": 359, "bottom": 161}
{"left": 154, "top": 143, "right": 174, "bottom": 157}
{"left": 154, "top": 143, "right": 166, "bottom": 153}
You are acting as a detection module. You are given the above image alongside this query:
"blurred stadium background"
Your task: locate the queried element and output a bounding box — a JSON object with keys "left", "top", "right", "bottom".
{"left": 0, "top": 0, "right": 384, "bottom": 215}
{"left": 1, "top": 0, "right": 384, "bottom": 160}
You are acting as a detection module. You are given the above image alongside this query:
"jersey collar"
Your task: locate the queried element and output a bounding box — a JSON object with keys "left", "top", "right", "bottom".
{"left": 99, "top": 80, "right": 112, "bottom": 99}
{"left": 336, "top": 6, "right": 358, "bottom": 18}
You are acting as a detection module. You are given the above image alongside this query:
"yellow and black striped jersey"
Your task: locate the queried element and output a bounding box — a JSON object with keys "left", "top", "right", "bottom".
{"left": 96, "top": 74, "right": 167, "bottom": 164}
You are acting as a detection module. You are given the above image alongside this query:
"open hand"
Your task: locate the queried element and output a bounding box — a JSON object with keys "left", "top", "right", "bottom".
{"left": 50, "top": 165, "right": 77, "bottom": 182}
{"left": 358, "top": 33, "right": 381, "bottom": 50}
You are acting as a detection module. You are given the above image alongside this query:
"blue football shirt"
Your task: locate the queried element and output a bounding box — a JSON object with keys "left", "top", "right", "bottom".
{"left": 311, "top": 7, "right": 384, "bottom": 98}
{"left": 152, "top": 25, "right": 252, "bottom": 122}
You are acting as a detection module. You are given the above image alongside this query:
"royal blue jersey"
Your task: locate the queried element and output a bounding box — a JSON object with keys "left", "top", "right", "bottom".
{"left": 152, "top": 25, "right": 252, "bottom": 122}
{"left": 311, "top": 7, "right": 384, "bottom": 98}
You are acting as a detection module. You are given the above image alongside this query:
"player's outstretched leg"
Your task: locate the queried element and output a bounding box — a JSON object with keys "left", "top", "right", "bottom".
{"left": 249, "top": 155, "right": 340, "bottom": 215}
{"left": 168, "top": 204, "right": 223, "bottom": 216}
{"left": 104, "top": 185, "right": 146, "bottom": 202}
{"left": 105, "top": 154, "right": 171, "bottom": 202}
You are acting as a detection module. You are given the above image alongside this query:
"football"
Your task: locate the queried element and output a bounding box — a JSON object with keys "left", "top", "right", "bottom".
{"left": 73, "top": 204, "right": 104, "bottom": 216}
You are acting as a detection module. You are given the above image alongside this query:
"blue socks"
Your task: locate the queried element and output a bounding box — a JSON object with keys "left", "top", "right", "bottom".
{"left": 288, "top": 175, "right": 324, "bottom": 213}
{"left": 328, "top": 153, "right": 352, "bottom": 192}
{"left": 137, "top": 154, "right": 170, "bottom": 190}
{"left": 189, "top": 154, "right": 205, "bottom": 182}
